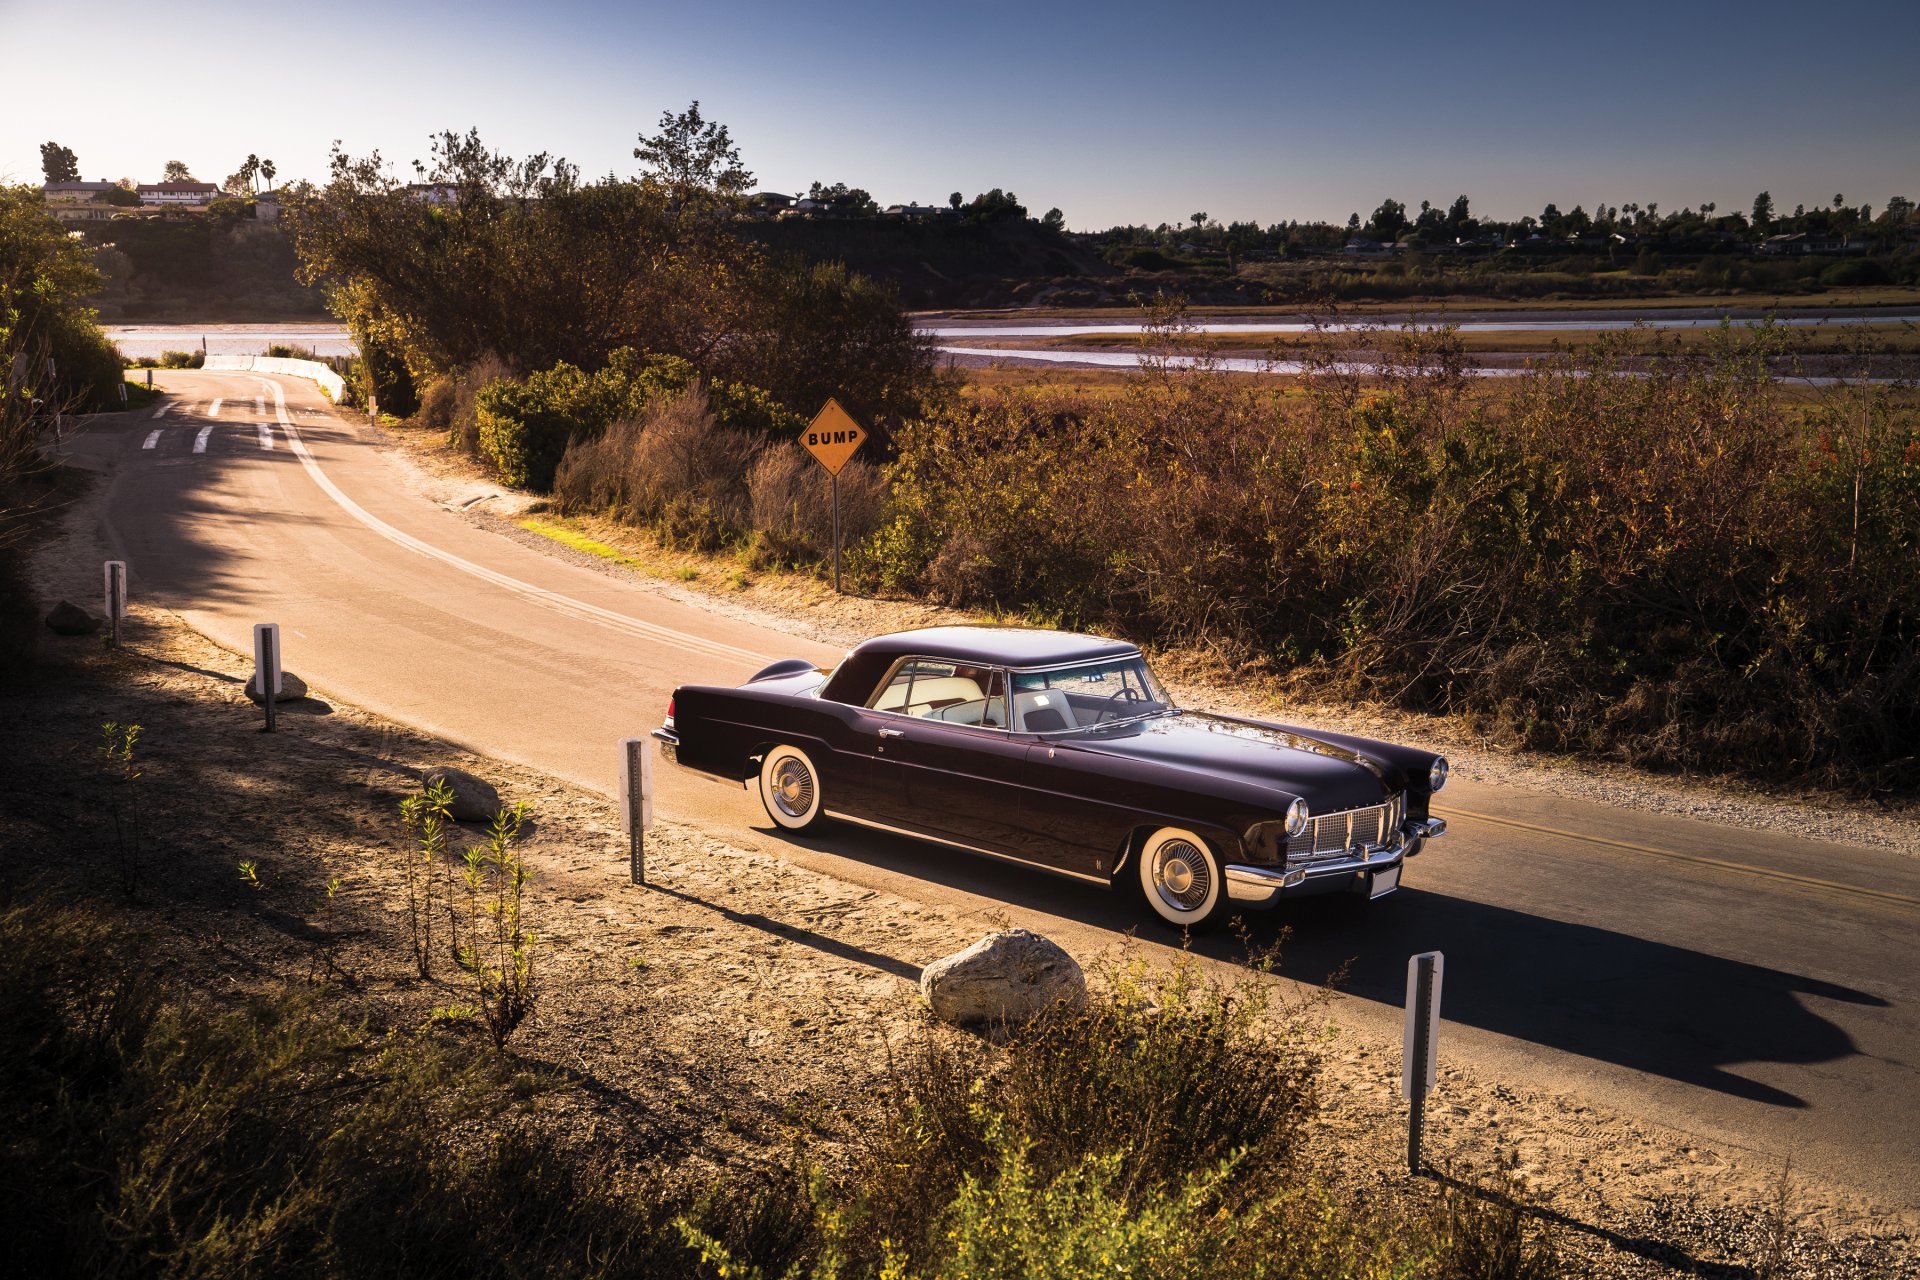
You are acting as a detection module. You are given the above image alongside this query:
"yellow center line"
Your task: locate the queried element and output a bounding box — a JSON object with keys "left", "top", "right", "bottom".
{"left": 1435, "top": 806, "right": 1920, "bottom": 909}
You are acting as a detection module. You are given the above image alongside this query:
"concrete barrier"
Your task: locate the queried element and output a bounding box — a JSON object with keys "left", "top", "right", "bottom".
{"left": 204, "top": 354, "right": 346, "bottom": 402}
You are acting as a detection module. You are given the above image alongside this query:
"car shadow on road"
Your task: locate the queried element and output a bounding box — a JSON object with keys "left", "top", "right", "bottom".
{"left": 785, "top": 820, "right": 1888, "bottom": 1109}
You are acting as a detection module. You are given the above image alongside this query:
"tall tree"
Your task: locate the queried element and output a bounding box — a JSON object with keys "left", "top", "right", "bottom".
{"left": 260, "top": 158, "right": 277, "bottom": 190}
{"left": 39, "top": 142, "right": 79, "bottom": 184}
{"left": 1751, "top": 191, "right": 1774, "bottom": 232}
{"left": 162, "top": 160, "right": 195, "bottom": 182}
{"left": 633, "top": 101, "right": 753, "bottom": 201}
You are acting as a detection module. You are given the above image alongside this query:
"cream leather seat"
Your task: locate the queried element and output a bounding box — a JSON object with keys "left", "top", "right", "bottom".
{"left": 873, "top": 676, "right": 984, "bottom": 717}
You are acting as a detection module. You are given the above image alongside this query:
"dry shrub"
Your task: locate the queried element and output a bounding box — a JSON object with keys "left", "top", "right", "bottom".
{"left": 553, "top": 385, "right": 761, "bottom": 550}
{"left": 746, "top": 443, "right": 886, "bottom": 567}
{"left": 866, "top": 317, "right": 1920, "bottom": 791}
{"left": 451, "top": 353, "right": 513, "bottom": 454}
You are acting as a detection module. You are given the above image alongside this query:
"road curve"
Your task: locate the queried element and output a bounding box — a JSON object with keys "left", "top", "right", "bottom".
{"left": 81, "top": 369, "right": 1920, "bottom": 1210}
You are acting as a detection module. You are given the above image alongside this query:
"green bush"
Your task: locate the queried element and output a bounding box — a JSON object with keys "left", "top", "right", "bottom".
{"left": 476, "top": 348, "right": 801, "bottom": 490}
{"left": 157, "top": 349, "right": 203, "bottom": 369}
{"left": 1818, "top": 257, "right": 1888, "bottom": 287}
{"left": 689, "top": 960, "right": 1558, "bottom": 1280}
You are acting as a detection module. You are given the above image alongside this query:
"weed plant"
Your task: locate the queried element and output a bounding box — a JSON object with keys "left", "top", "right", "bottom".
{"left": 397, "top": 779, "right": 455, "bottom": 978}
{"left": 455, "top": 800, "right": 538, "bottom": 1049}
{"left": 98, "top": 722, "right": 143, "bottom": 897}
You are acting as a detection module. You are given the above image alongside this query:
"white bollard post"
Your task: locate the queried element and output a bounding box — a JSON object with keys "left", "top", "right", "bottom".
{"left": 620, "top": 736, "right": 653, "bottom": 885}
{"left": 252, "top": 623, "right": 282, "bottom": 733}
{"left": 103, "top": 561, "right": 127, "bottom": 647}
{"left": 1403, "top": 951, "right": 1444, "bottom": 1176}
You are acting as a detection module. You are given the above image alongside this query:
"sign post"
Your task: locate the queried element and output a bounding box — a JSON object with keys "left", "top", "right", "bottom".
{"left": 1402, "top": 951, "right": 1444, "bottom": 1176}
{"left": 620, "top": 736, "right": 653, "bottom": 885}
{"left": 252, "top": 623, "right": 282, "bottom": 733}
{"left": 103, "top": 561, "right": 127, "bottom": 648}
{"left": 801, "top": 398, "right": 869, "bottom": 593}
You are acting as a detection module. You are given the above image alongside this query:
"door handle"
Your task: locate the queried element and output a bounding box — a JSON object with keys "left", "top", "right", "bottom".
{"left": 878, "top": 726, "right": 906, "bottom": 739}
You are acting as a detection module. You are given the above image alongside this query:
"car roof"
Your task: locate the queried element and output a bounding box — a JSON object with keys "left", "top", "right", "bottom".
{"left": 850, "top": 626, "right": 1139, "bottom": 670}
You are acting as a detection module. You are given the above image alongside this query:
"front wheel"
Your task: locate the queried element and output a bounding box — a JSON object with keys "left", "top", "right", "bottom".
{"left": 1135, "top": 826, "right": 1226, "bottom": 931}
{"left": 758, "top": 744, "right": 824, "bottom": 832}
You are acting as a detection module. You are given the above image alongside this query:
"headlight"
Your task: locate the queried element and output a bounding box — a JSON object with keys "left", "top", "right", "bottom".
{"left": 1285, "top": 797, "right": 1310, "bottom": 838}
{"left": 1429, "top": 757, "right": 1449, "bottom": 792}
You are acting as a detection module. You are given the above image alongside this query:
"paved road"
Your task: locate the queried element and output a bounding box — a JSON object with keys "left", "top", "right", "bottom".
{"left": 81, "top": 370, "right": 1920, "bottom": 1210}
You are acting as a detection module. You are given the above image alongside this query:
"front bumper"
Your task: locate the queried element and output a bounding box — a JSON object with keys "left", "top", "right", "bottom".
{"left": 1225, "top": 817, "right": 1447, "bottom": 907}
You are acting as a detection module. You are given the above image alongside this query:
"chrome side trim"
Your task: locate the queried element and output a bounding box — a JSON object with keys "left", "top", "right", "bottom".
{"left": 824, "top": 810, "right": 1112, "bottom": 886}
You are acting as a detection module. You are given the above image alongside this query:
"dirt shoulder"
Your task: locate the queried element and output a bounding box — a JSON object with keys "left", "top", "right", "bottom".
{"left": 371, "top": 419, "right": 1920, "bottom": 859}
{"left": 6, "top": 456, "right": 1914, "bottom": 1277}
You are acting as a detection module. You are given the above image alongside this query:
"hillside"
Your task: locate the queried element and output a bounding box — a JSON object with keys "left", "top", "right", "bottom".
{"left": 82, "top": 219, "right": 326, "bottom": 320}
{"left": 740, "top": 214, "right": 1119, "bottom": 308}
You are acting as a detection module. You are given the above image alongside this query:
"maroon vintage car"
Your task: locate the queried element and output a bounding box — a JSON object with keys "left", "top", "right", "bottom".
{"left": 655, "top": 626, "right": 1448, "bottom": 929}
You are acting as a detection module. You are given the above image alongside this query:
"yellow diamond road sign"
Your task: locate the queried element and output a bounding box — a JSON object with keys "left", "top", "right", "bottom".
{"left": 803, "top": 398, "right": 867, "bottom": 476}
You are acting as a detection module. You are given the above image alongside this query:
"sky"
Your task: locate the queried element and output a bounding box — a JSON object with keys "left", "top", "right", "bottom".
{"left": 4, "top": 0, "right": 1916, "bottom": 231}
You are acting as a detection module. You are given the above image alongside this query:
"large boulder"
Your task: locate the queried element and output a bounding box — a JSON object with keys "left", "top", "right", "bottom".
{"left": 920, "top": 930, "right": 1087, "bottom": 1029}
{"left": 244, "top": 670, "right": 309, "bottom": 704}
{"left": 44, "top": 600, "right": 101, "bottom": 636}
{"left": 420, "top": 765, "right": 502, "bottom": 823}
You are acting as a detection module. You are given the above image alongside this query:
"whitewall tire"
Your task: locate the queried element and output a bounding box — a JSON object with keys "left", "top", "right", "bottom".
{"left": 1136, "top": 826, "right": 1225, "bottom": 930}
{"left": 758, "top": 744, "right": 824, "bottom": 832}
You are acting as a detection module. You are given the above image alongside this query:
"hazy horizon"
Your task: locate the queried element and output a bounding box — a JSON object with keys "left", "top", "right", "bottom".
{"left": 5, "top": 0, "right": 1915, "bottom": 231}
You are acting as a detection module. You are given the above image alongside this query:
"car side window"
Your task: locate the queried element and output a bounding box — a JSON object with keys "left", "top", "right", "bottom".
{"left": 868, "top": 660, "right": 1006, "bottom": 731}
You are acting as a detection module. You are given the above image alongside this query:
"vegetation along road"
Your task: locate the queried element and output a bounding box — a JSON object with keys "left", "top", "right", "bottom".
{"left": 74, "top": 366, "right": 1920, "bottom": 1214}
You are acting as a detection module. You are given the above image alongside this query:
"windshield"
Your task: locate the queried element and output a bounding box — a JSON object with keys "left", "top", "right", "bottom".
{"left": 1009, "top": 656, "right": 1177, "bottom": 734}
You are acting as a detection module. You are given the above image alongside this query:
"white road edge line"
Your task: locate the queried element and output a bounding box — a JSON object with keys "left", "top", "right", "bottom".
{"left": 209, "top": 397, "right": 224, "bottom": 418}
{"left": 142, "top": 429, "right": 162, "bottom": 449}
{"left": 194, "top": 425, "right": 213, "bottom": 454}
{"left": 258, "top": 377, "right": 774, "bottom": 666}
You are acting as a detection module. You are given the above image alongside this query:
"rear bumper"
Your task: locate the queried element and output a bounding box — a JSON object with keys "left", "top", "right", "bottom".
{"left": 1225, "top": 817, "right": 1447, "bottom": 907}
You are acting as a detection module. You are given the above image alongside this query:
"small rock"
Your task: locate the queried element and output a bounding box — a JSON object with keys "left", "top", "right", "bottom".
{"left": 920, "top": 929, "right": 1086, "bottom": 1029}
{"left": 44, "top": 600, "right": 101, "bottom": 636}
{"left": 243, "top": 670, "right": 309, "bottom": 704}
{"left": 421, "top": 765, "right": 502, "bottom": 822}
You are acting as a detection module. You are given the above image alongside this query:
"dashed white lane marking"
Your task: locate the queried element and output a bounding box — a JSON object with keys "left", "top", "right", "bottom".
{"left": 258, "top": 421, "right": 274, "bottom": 450}
{"left": 194, "top": 425, "right": 213, "bottom": 453}
{"left": 208, "top": 397, "right": 224, "bottom": 417}
{"left": 142, "top": 429, "right": 162, "bottom": 449}
{"left": 254, "top": 395, "right": 265, "bottom": 417}
{"left": 258, "top": 377, "right": 774, "bottom": 666}
{"left": 151, "top": 402, "right": 170, "bottom": 419}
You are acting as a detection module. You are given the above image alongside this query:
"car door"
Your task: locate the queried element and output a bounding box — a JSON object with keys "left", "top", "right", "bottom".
{"left": 901, "top": 670, "right": 1026, "bottom": 848}
{"left": 1013, "top": 739, "right": 1142, "bottom": 877}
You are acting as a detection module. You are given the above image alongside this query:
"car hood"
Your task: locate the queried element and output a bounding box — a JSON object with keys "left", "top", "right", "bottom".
{"left": 1062, "top": 711, "right": 1390, "bottom": 811}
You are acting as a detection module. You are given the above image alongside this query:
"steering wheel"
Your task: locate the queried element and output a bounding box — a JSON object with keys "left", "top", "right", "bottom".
{"left": 1099, "top": 687, "right": 1144, "bottom": 721}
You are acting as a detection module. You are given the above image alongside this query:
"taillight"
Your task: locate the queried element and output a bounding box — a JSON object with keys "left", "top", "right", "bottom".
{"left": 665, "top": 695, "right": 676, "bottom": 728}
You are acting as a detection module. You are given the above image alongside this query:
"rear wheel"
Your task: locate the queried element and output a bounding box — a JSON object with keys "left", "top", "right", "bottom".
{"left": 1135, "top": 826, "right": 1226, "bottom": 931}
{"left": 758, "top": 744, "right": 824, "bottom": 832}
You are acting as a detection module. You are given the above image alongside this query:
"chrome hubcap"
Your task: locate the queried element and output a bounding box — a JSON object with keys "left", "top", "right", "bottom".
{"left": 771, "top": 757, "right": 814, "bottom": 818}
{"left": 1153, "top": 840, "right": 1211, "bottom": 912}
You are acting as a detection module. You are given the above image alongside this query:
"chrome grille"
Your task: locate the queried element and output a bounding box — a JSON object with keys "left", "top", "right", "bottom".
{"left": 1289, "top": 793, "right": 1405, "bottom": 865}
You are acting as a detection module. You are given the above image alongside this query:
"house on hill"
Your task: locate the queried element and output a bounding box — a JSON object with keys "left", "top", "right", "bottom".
{"left": 42, "top": 180, "right": 120, "bottom": 221}
{"left": 137, "top": 181, "right": 219, "bottom": 206}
